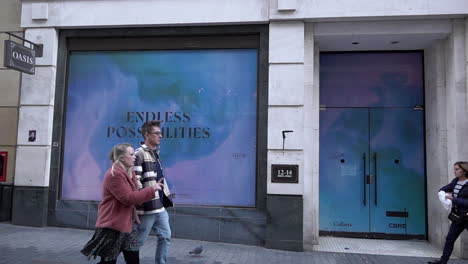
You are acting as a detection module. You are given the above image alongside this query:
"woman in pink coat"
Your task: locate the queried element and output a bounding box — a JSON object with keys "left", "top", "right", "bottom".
{"left": 81, "top": 143, "right": 163, "bottom": 264}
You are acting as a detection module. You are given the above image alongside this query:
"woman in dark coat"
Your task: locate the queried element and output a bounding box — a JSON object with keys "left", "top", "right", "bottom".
{"left": 428, "top": 161, "right": 468, "bottom": 264}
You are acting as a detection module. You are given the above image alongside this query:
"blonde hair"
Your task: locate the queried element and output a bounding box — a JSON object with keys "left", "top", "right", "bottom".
{"left": 109, "top": 143, "right": 133, "bottom": 176}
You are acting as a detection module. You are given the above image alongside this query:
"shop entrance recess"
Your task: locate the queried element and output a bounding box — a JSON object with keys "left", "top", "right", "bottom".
{"left": 318, "top": 52, "right": 426, "bottom": 238}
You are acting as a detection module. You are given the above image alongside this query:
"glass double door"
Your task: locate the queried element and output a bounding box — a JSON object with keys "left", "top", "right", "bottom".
{"left": 319, "top": 107, "right": 425, "bottom": 237}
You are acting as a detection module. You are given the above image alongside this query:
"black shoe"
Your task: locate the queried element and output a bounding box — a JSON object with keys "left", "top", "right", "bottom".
{"left": 427, "top": 260, "right": 444, "bottom": 264}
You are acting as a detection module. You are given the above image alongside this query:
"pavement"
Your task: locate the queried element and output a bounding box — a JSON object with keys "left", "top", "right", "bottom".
{"left": 1, "top": 222, "right": 468, "bottom": 264}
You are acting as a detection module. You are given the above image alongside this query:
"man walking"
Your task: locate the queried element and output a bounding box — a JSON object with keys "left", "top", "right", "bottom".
{"left": 134, "top": 120, "right": 173, "bottom": 264}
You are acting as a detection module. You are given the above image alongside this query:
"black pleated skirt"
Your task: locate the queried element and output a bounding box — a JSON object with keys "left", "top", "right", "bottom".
{"left": 81, "top": 227, "right": 139, "bottom": 261}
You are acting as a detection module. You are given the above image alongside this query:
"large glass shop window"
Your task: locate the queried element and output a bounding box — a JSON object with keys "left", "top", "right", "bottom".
{"left": 62, "top": 49, "right": 258, "bottom": 206}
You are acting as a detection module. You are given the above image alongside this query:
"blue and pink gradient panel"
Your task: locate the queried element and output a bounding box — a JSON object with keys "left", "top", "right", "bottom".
{"left": 319, "top": 52, "right": 426, "bottom": 236}
{"left": 62, "top": 49, "right": 258, "bottom": 206}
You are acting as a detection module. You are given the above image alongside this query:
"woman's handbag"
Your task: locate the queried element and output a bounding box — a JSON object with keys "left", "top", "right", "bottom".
{"left": 448, "top": 211, "right": 467, "bottom": 224}
{"left": 162, "top": 193, "right": 174, "bottom": 208}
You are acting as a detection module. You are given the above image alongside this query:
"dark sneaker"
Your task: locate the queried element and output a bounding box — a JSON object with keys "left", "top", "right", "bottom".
{"left": 427, "top": 260, "right": 444, "bottom": 264}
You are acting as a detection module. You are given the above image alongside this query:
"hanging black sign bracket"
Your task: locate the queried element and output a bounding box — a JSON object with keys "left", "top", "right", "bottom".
{"left": 2, "top": 32, "right": 43, "bottom": 57}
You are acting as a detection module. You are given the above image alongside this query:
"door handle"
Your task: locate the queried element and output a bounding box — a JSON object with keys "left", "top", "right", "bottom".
{"left": 374, "top": 152, "right": 378, "bottom": 206}
{"left": 363, "top": 153, "right": 366, "bottom": 206}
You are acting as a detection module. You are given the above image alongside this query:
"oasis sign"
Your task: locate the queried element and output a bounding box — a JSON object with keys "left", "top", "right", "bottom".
{"left": 4, "top": 40, "right": 35, "bottom": 75}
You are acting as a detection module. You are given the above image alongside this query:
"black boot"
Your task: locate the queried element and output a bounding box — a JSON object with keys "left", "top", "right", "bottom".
{"left": 427, "top": 260, "right": 446, "bottom": 264}
{"left": 122, "top": 250, "right": 139, "bottom": 264}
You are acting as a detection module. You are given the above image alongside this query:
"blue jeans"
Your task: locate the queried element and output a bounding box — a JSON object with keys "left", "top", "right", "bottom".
{"left": 137, "top": 211, "right": 171, "bottom": 264}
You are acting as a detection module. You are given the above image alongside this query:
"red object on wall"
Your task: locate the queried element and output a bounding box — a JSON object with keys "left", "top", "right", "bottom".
{"left": 0, "top": 152, "right": 7, "bottom": 182}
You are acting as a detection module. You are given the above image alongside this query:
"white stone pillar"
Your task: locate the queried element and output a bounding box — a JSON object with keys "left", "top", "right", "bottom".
{"left": 445, "top": 18, "right": 468, "bottom": 258}
{"left": 303, "top": 22, "right": 319, "bottom": 250}
{"left": 462, "top": 17, "right": 468, "bottom": 258}
{"left": 466, "top": 18, "right": 468, "bottom": 110}
{"left": 266, "top": 21, "right": 305, "bottom": 251}
{"left": 446, "top": 19, "right": 468, "bottom": 168}
{"left": 268, "top": 21, "right": 305, "bottom": 194}
{"left": 424, "top": 18, "right": 468, "bottom": 258}
{"left": 12, "top": 28, "right": 58, "bottom": 227}
{"left": 425, "top": 38, "right": 450, "bottom": 252}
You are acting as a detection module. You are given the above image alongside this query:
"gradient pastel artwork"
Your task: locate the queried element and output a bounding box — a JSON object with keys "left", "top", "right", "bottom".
{"left": 319, "top": 52, "right": 426, "bottom": 236}
{"left": 62, "top": 49, "right": 258, "bottom": 206}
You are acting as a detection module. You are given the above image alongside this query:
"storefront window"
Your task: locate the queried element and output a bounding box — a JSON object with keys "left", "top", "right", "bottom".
{"left": 62, "top": 49, "right": 258, "bottom": 206}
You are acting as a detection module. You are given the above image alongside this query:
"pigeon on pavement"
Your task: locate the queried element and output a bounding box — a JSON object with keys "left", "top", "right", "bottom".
{"left": 189, "top": 245, "right": 203, "bottom": 255}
